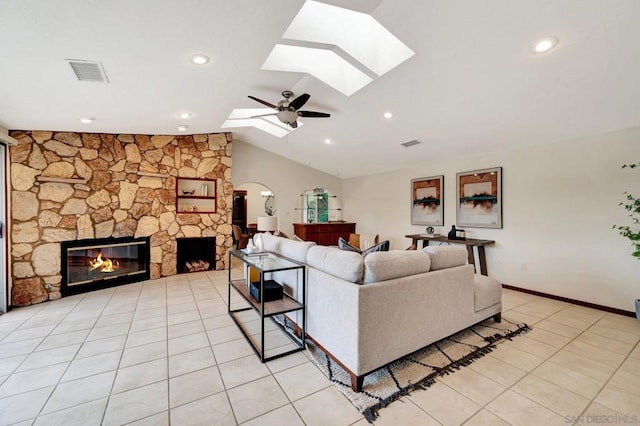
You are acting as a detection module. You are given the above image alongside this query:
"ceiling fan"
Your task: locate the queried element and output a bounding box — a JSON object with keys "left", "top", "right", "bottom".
{"left": 248, "top": 90, "right": 330, "bottom": 129}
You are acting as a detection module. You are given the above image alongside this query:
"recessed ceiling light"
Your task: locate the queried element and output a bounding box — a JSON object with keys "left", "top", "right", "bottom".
{"left": 533, "top": 37, "right": 558, "bottom": 53}
{"left": 324, "top": 138, "right": 333, "bottom": 145}
{"left": 383, "top": 112, "right": 393, "bottom": 119}
{"left": 178, "top": 112, "right": 191, "bottom": 119}
{"left": 191, "top": 54, "right": 210, "bottom": 65}
{"left": 177, "top": 125, "right": 188, "bottom": 132}
{"left": 79, "top": 118, "right": 94, "bottom": 124}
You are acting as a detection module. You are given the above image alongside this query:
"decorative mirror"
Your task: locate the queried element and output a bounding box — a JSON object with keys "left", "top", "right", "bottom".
{"left": 300, "top": 188, "right": 341, "bottom": 223}
{"left": 264, "top": 195, "right": 276, "bottom": 216}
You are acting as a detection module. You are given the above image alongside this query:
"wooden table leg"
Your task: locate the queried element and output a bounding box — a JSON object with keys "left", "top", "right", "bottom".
{"left": 477, "top": 246, "right": 488, "bottom": 276}
{"left": 466, "top": 246, "right": 476, "bottom": 273}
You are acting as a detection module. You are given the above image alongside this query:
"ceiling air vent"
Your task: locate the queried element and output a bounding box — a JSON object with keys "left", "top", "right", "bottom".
{"left": 65, "top": 59, "right": 109, "bottom": 82}
{"left": 401, "top": 139, "right": 421, "bottom": 148}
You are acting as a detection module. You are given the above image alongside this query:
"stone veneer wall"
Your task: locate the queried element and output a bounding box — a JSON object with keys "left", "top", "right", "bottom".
{"left": 8, "top": 130, "right": 233, "bottom": 306}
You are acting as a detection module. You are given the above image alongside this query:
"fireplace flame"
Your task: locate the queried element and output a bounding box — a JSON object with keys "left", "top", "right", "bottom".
{"left": 89, "top": 252, "right": 119, "bottom": 273}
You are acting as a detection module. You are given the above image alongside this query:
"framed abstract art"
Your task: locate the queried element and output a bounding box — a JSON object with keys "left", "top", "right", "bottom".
{"left": 411, "top": 175, "right": 444, "bottom": 226}
{"left": 456, "top": 167, "right": 502, "bottom": 228}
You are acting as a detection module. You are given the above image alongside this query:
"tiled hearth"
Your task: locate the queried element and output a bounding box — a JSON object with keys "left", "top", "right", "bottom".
{"left": 0, "top": 265, "right": 638, "bottom": 425}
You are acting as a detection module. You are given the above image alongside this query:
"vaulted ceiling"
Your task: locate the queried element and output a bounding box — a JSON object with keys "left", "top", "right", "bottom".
{"left": 1, "top": 0, "right": 639, "bottom": 178}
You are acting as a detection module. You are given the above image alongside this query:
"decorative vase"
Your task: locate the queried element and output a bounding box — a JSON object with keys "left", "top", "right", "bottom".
{"left": 636, "top": 299, "right": 640, "bottom": 322}
{"left": 447, "top": 225, "right": 457, "bottom": 239}
{"left": 254, "top": 233, "right": 264, "bottom": 253}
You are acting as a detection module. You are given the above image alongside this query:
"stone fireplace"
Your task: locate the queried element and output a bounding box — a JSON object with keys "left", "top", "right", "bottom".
{"left": 8, "top": 130, "right": 234, "bottom": 306}
{"left": 61, "top": 236, "right": 151, "bottom": 296}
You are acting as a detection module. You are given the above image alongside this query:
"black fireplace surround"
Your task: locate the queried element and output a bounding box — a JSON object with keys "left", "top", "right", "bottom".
{"left": 61, "top": 236, "right": 151, "bottom": 296}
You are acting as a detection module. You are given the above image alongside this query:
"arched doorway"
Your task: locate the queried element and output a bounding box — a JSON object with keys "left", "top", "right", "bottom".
{"left": 233, "top": 182, "right": 276, "bottom": 233}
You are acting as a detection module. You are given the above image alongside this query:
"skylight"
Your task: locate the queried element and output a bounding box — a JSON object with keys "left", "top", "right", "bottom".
{"left": 282, "top": 1, "right": 415, "bottom": 76}
{"left": 262, "top": 44, "right": 372, "bottom": 96}
{"left": 261, "top": 0, "right": 414, "bottom": 95}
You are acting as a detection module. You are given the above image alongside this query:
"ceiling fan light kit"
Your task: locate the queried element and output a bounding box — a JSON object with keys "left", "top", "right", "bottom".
{"left": 247, "top": 90, "right": 330, "bottom": 129}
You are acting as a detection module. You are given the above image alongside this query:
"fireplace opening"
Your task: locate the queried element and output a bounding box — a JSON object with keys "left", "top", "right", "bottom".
{"left": 176, "top": 237, "right": 216, "bottom": 273}
{"left": 61, "top": 236, "right": 151, "bottom": 296}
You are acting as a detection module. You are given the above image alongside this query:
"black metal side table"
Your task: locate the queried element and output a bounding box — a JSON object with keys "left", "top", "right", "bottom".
{"left": 228, "top": 250, "right": 306, "bottom": 362}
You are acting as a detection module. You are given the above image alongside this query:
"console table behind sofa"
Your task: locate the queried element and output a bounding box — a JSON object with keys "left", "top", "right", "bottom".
{"left": 405, "top": 234, "right": 495, "bottom": 276}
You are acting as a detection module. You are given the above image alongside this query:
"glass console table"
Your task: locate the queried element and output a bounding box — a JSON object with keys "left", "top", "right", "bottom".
{"left": 227, "top": 250, "right": 306, "bottom": 362}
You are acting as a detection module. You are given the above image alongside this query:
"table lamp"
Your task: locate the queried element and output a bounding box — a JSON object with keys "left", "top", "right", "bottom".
{"left": 257, "top": 216, "right": 278, "bottom": 233}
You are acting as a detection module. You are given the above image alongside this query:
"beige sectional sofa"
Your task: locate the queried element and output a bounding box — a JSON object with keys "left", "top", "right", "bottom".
{"left": 259, "top": 233, "right": 502, "bottom": 392}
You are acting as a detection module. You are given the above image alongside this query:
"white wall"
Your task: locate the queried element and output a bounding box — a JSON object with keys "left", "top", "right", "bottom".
{"left": 232, "top": 140, "right": 343, "bottom": 237}
{"left": 343, "top": 127, "right": 640, "bottom": 312}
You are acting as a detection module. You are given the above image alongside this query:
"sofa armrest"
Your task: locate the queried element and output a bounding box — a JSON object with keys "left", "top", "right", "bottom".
{"left": 307, "top": 268, "right": 363, "bottom": 373}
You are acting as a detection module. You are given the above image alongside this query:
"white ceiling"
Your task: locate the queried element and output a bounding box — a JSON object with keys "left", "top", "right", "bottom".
{"left": 1, "top": 0, "right": 639, "bottom": 178}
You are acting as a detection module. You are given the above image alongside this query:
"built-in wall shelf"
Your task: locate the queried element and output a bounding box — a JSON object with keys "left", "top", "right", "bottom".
{"left": 37, "top": 176, "right": 89, "bottom": 184}
{"left": 176, "top": 177, "right": 217, "bottom": 214}
{"left": 136, "top": 172, "right": 168, "bottom": 178}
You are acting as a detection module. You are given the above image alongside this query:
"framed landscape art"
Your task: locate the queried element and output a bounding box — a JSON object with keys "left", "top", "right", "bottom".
{"left": 456, "top": 167, "right": 502, "bottom": 228}
{"left": 411, "top": 175, "right": 444, "bottom": 226}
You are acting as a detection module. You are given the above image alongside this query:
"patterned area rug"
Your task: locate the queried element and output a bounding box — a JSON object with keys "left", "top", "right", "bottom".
{"left": 306, "top": 316, "right": 530, "bottom": 422}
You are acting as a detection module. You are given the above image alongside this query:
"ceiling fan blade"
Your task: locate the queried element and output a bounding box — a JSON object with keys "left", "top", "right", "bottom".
{"left": 298, "top": 111, "right": 331, "bottom": 118}
{"left": 289, "top": 93, "right": 310, "bottom": 110}
{"left": 289, "top": 121, "right": 298, "bottom": 129}
{"left": 250, "top": 113, "right": 277, "bottom": 118}
{"left": 248, "top": 95, "right": 277, "bottom": 109}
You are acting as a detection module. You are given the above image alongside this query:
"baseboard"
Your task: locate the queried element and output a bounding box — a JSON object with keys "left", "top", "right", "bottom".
{"left": 502, "top": 284, "right": 635, "bottom": 317}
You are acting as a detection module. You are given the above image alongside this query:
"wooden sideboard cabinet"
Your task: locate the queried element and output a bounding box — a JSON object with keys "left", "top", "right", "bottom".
{"left": 293, "top": 222, "right": 356, "bottom": 246}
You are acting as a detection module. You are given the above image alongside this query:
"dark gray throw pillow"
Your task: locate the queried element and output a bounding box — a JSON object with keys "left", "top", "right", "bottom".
{"left": 338, "top": 237, "right": 390, "bottom": 257}
{"left": 361, "top": 240, "right": 390, "bottom": 256}
{"left": 338, "top": 236, "right": 360, "bottom": 252}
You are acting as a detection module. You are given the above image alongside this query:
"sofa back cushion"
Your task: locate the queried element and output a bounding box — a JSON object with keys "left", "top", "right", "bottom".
{"left": 307, "top": 246, "right": 364, "bottom": 284}
{"left": 261, "top": 232, "right": 315, "bottom": 264}
{"left": 422, "top": 246, "right": 467, "bottom": 270}
{"left": 363, "top": 250, "right": 431, "bottom": 284}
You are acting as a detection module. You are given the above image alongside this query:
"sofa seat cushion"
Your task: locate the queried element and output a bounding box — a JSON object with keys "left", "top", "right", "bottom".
{"left": 261, "top": 233, "right": 315, "bottom": 264}
{"left": 363, "top": 250, "right": 431, "bottom": 284}
{"left": 423, "top": 246, "right": 467, "bottom": 270}
{"left": 474, "top": 274, "right": 502, "bottom": 311}
{"left": 307, "top": 246, "right": 364, "bottom": 284}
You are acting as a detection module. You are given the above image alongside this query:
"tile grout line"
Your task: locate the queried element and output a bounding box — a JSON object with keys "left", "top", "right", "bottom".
{"left": 98, "top": 281, "right": 147, "bottom": 426}
{"left": 165, "top": 276, "right": 171, "bottom": 426}
{"left": 457, "top": 296, "right": 581, "bottom": 424}
{"left": 5, "top": 295, "right": 93, "bottom": 416}
{"left": 30, "top": 286, "right": 123, "bottom": 423}
{"left": 569, "top": 321, "right": 640, "bottom": 425}
{"left": 494, "top": 302, "right": 636, "bottom": 424}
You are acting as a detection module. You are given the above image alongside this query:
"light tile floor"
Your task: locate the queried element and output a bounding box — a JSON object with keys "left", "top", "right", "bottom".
{"left": 0, "top": 267, "right": 639, "bottom": 425}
